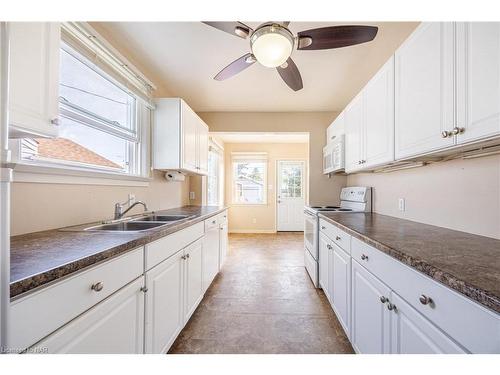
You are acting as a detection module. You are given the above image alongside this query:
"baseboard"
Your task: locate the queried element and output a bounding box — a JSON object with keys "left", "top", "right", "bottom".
{"left": 229, "top": 229, "right": 277, "bottom": 234}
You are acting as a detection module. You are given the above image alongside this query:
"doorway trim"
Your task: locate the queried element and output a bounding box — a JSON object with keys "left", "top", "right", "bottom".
{"left": 275, "top": 159, "right": 307, "bottom": 232}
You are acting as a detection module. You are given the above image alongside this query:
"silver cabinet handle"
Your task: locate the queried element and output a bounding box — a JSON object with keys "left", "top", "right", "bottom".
{"left": 212, "top": 220, "right": 216, "bottom": 224}
{"left": 419, "top": 294, "right": 433, "bottom": 305}
{"left": 181, "top": 255, "right": 187, "bottom": 260}
{"left": 361, "top": 254, "right": 369, "bottom": 261}
{"left": 321, "top": 226, "right": 326, "bottom": 230}
{"left": 380, "top": 296, "right": 388, "bottom": 304}
{"left": 140, "top": 286, "right": 148, "bottom": 293}
{"left": 326, "top": 244, "right": 332, "bottom": 250}
{"left": 335, "top": 236, "right": 341, "bottom": 240}
{"left": 186, "top": 253, "right": 190, "bottom": 259}
{"left": 441, "top": 130, "right": 452, "bottom": 138}
{"left": 451, "top": 126, "right": 465, "bottom": 135}
{"left": 387, "top": 302, "right": 396, "bottom": 311}
{"left": 91, "top": 282, "right": 104, "bottom": 292}
{"left": 50, "top": 118, "right": 60, "bottom": 126}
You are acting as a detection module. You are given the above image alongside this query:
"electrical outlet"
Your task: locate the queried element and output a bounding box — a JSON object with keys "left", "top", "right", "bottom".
{"left": 252, "top": 218, "right": 257, "bottom": 224}
{"left": 398, "top": 198, "right": 406, "bottom": 212}
{"left": 128, "top": 193, "right": 136, "bottom": 205}
{"left": 189, "top": 191, "right": 196, "bottom": 200}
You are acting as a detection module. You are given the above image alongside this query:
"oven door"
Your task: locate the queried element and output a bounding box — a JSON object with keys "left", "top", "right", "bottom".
{"left": 304, "top": 210, "right": 318, "bottom": 259}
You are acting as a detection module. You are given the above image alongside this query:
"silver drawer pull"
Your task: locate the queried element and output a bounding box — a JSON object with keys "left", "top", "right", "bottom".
{"left": 186, "top": 253, "right": 190, "bottom": 259}
{"left": 335, "top": 236, "right": 341, "bottom": 240}
{"left": 140, "top": 286, "right": 148, "bottom": 293}
{"left": 91, "top": 282, "right": 104, "bottom": 292}
{"left": 380, "top": 296, "right": 388, "bottom": 304}
{"left": 212, "top": 220, "right": 216, "bottom": 224}
{"left": 419, "top": 294, "right": 433, "bottom": 305}
{"left": 361, "top": 254, "right": 369, "bottom": 261}
{"left": 181, "top": 255, "right": 187, "bottom": 260}
{"left": 387, "top": 302, "right": 396, "bottom": 311}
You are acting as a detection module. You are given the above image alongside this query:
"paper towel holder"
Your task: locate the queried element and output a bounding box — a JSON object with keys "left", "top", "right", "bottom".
{"left": 164, "top": 170, "right": 186, "bottom": 182}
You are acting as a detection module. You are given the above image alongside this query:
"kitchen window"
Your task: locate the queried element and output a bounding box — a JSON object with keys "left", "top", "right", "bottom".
{"left": 232, "top": 153, "right": 268, "bottom": 205}
{"left": 19, "top": 44, "right": 146, "bottom": 176}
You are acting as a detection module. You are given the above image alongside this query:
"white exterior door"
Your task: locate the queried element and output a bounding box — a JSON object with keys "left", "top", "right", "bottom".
{"left": 277, "top": 160, "right": 305, "bottom": 231}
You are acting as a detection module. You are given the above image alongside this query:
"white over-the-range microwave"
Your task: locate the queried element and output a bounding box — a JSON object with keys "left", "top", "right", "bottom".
{"left": 323, "top": 134, "right": 344, "bottom": 174}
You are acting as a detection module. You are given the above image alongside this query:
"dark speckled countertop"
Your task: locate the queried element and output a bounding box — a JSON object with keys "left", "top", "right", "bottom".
{"left": 10, "top": 206, "right": 227, "bottom": 299}
{"left": 318, "top": 212, "right": 500, "bottom": 314}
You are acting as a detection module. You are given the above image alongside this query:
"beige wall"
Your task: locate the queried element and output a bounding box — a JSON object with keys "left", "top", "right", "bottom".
{"left": 347, "top": 155, "right": 500, "bottom": 239}
{"left": 198, "top": 112, "right": 347, "bottom": 207}
{"left": 224, "top": 142, "right": 308, "bottom": 233}
{"left": 11, "top": 171, "right": 190, "bottom": 235}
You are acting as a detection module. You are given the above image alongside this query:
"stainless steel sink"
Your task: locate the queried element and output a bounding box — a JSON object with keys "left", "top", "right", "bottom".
{"left": 133, "top": 214, "right": 192, "bottom": 222}
{"left": 84, "top": 221, "right": 166, "bottom": 232}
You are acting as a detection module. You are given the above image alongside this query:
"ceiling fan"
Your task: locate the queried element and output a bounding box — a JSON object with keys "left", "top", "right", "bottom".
{"left": 202, "top": 21, "right": 378, "bottom": 91}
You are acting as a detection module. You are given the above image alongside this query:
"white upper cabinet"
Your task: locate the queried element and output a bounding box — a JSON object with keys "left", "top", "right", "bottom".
{"left": 8, "top": 22, "right": 60, "bottom": 138}
{"left": 456, "top": 22, "right": 500, "bottom": 144}
{"left": 344, "top": 93, "right": 364, "bottom": 173}
{"left": 154, "top": 98, "right": 209, "bottom": 175}
{"left": 363, "top": 57, "right": 395, "bottom": 168}
{"left": 326, "top": 112, "right": 345, "bottom": 144}
{"left": 395, "top": 22, "right": 455, "bottom": 159}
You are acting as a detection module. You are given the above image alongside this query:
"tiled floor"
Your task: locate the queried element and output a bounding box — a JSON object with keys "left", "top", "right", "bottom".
{"left": 168, "top": 232, "right": 354, "bottom": 354}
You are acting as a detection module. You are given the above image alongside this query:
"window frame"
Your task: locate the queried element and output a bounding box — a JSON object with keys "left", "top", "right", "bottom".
{"left": 231, "top": 156, "right": 268, "bottom": 206}
{"left": 11, "top": 40, "right": 153, "bottom": 185}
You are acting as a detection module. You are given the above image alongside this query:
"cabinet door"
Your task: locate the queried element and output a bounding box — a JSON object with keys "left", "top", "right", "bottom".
{"left": 364, "top": 57, "right": 395, "bottom": 168}
{"left": 181, "top": 102, "right": 198, "bottom": 173}
{"left": 219, "top": 222, "right": 228, "bottom": 270}
{"left": 351, "top": 260, "right": 391, "bottom": 354}
{"left": 184, "top": 238, "right": 204, "bottom": 323}
{"left": 395, "top": 23, "right": 455, "bottom": 159}
{"left": 203, "top": 226, "right": 220, "bottom": 292}
{"left": 332, "top": 244, "right": 351, "bottom": 338}
{"left": 145, "top": 251, "right": 184, "bottom": 354}
{"left": 36, "top": 278, "right": 145, "bottom": 354}
{"left": 9, "top": 22, "right": 60, "bottom": 138}
{"left": 390, "top": 292, "right": 467, "bottom": 354}
{"left": 344, "top": 93, "right": 364, "bottom": 173}
{"left": 197, "top": 121, "right": 209, "bottom": 175}
{"left": 456, "top": 22, "right": 500, "bottom": 143}
{"left": 318, "top": 233, "right": 330, "bottom": 298}
{"left": 322, "top": 144, "right": 334, "bottom": 174}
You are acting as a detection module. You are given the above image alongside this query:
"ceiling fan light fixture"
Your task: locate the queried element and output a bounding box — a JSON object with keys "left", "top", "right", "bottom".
{"left": 250, "top": 24, "right": 294, "bottom": 68}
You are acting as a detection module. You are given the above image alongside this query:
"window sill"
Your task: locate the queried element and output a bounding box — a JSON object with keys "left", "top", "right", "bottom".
{"left": 12, "top": 162, "right": 152, "bottom": 187}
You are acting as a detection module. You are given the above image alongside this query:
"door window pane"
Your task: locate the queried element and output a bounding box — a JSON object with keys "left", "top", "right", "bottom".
{"left": 279, "top": 162, "right": 303, "bottom": 198}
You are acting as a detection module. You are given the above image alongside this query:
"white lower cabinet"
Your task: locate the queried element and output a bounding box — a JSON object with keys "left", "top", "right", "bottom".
{"left": 351, "top": 259, "right": 391, "bottom": 354}
{"left": 184, "top": 239, "right": 204, "bottom": 323}
{"left": 219, "top": 221, "right": 228, "bottom": 270}
{"left": 318, "top": 233, "right": 330, "bottom": 298}
{"left": 34, "top": 277, "right": 145, "bottom": 354}
{"left": 331, "top": 244, "right": 351, "bottom": 338}
{"left": 145, "top": 250, "right": 184, "bottom": 354}
{"left": 389, "top": 292, "right": 466, "bottom": 354}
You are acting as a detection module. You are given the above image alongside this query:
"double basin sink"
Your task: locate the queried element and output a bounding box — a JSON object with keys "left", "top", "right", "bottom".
{"left": 82, "top": 214, "right": 194, "bottom": 232}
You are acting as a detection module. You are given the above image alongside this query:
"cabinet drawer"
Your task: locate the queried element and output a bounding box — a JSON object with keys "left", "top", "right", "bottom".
{"left": 9, "top": 247, "right": 143, "bottom": 351}
{"left": 351, "top": 237, "right": 500, "bottom": 353}
{"left": 146, "top": 222, "right": 204, "bottom": 270}
{"left": 204, "top": 216, "right": 219, "bottom": 230}
{"left": 319, "top": 219, "right": 351, "bottom": 253}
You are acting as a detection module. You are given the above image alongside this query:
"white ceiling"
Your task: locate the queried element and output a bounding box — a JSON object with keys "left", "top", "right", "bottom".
{"left": 91, "top": 21, "right": 419, "bottom": 112}
{"left": 213, "top": 132, "right": 309, "bottom": 144}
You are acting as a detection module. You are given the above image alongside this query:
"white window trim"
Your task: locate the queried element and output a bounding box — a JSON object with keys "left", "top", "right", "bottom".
{"left": 231, "top": 153, "right": 268, "bottom": 206}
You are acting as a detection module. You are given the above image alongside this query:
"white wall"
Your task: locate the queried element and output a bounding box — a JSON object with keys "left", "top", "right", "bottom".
{"left": 347, "top": 154, "right": 500, "bottom": 239}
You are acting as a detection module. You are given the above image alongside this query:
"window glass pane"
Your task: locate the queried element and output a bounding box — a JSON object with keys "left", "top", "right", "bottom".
{"left": 60, "top": 47, "right": 135, "bottom": 131}
{"left": 233, "top": 161, "right": 266, "bottom": 204}
{"left": 279, "top": 162, "right": 303, "bottom": 198}
{"left": 24, "top": 117, "right": 132, "bottom": 172}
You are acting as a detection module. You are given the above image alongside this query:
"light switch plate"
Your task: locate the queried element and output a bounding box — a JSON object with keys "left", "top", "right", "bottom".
{"left": 398, "top": 198, "right": 405, "bottom": 212}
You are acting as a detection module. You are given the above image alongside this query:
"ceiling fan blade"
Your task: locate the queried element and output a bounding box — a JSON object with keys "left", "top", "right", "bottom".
{"left": 214, "top": 53, "right": 256, "bottom": 81}
{"left": 297, "top": 25, "right": 378, "bottom": 50}
{"left": 276, "top": 57, "right": 303, "bottom": 91}
{"left": 202, "top": 21, "right": 253, "bottom": 39}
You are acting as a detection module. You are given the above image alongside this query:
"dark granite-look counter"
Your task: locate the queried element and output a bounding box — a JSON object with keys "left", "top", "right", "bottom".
{"left": 10, "top": 206, "right": 227, "bottom": 299}
{"left": 318, "top": 212, "right": 500, "bottom": 314}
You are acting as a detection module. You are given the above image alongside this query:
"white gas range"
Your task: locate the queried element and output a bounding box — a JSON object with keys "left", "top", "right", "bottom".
{"left": 304, "top": 187, "right": 372, "bottom": 287}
